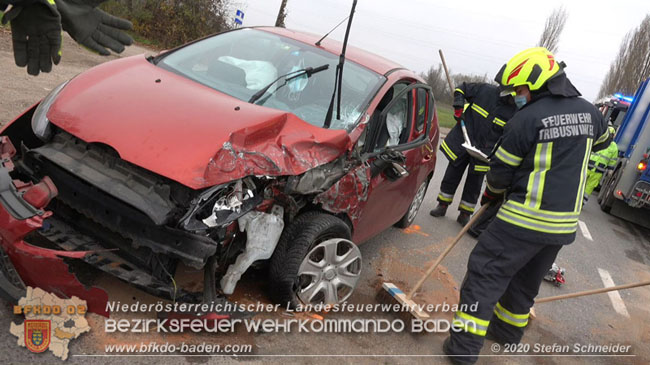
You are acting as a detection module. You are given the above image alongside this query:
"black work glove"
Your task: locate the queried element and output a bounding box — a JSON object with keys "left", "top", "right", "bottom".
{"left": 2, "top": 0, "right": 62, "bottom": 76}
{"left": 480, "top": 188, "right": 503, "bottom": 206}
{"left": 54, "top": 0, "right": 133, "bottom": 55}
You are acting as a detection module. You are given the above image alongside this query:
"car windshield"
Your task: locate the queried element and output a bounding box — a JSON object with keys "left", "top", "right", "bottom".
{"left": 157, "top": 28, "right": 384, "bottom": 130}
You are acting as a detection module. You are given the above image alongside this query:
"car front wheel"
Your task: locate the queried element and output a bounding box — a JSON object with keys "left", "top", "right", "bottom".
{"left": 269, "top": 211, "right": 361, "bottom": 307}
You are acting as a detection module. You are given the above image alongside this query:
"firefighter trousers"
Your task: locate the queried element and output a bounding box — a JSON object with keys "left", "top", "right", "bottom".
{"left": 436, "top": 155, "right": 485, "bottom": 214}
{"left": 446, "top": 221, "right": 563, "bottom": 364}
{"left": 585, "top": 169, "right": 603, "bottom": 196}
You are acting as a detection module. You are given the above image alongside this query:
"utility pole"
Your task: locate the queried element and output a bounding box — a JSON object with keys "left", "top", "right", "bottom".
{"left": 275, "top": 0, "right": 288, "bottom": 28}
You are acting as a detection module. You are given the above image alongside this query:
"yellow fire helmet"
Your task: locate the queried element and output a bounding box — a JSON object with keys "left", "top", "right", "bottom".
{"left": 494, "top": 47, "right": 563, "bottom": 93}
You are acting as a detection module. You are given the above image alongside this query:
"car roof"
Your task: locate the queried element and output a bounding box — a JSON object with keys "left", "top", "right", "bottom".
{"left": 257, "top": 27, "right": 408, "bottom": 76}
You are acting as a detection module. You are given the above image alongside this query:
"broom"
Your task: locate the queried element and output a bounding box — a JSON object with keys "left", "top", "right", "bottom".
{"left": 528, "top": 279, "right": 650, "bottom": 319}
{"left": 379, "top": 203, "right": 491, "bottom": 320}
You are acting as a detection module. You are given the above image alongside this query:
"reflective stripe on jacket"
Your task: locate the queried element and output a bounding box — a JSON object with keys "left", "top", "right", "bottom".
{"left": 588, "top": 141, "right": 618, "bottom": 172}
{"left": 440, "top": 83, "right": 516, "bottom": 164}
{"left": 487, "top": 88, "right": 609, "bottom": 244}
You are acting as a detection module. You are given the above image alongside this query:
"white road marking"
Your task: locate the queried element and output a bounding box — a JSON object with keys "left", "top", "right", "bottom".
{"left": 578, "top": 220, "right": 593, "bottom": 241}
{"left": 597, "top": 268, "right": 630, "bottom": 318}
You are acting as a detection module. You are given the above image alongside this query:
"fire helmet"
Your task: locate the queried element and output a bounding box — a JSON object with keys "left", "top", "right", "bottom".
{"left": 495, "top": 47, "right": 563, "bottom": 93}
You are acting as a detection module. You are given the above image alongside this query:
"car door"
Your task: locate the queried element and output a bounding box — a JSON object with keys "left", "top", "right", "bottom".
{"left": 352, "top": 83, "right": 434, "bottom": 243}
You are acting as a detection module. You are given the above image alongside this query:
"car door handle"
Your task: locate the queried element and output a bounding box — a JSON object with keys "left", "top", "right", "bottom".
{"left": 390, "top": 162, "right": 409, "bottom": 177}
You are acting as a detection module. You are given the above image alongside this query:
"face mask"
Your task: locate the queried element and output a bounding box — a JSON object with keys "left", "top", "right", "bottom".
{"left": 514, "top": 95, "right": 528, "bottom": 109}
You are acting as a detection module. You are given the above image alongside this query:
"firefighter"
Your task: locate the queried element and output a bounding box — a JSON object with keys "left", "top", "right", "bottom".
{"left": 1, "top": 0, "right": 132, "bottom": 76}
{"left": 430, "top": 82, "right": 516, "bottom": 226}
{"left": 443, "top": 47, "right": 610, "bottom": 365}
{"left": 584, "top": 126, "right": 618, "bottom": 204}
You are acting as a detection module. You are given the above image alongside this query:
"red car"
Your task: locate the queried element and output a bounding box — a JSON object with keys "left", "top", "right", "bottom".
{"left": 0, "top": 27, "right": 438, "bottom": 315}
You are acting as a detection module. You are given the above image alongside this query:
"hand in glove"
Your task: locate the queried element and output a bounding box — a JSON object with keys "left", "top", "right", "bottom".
{"left": 2, "top": 0, "right": 62, "bottom": 76}
{"left": 54, "top": 0, "right": 133, "bottom": 55}
{"left": 480, "top": 188, "right": 504, "bottom": 206}
{"left": 454, "top": 107, "right": 463, "bottom": 123}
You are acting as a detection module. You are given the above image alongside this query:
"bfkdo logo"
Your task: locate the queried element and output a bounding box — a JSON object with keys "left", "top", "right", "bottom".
{"left": 25, "top": 320, "right": 51, "bottom": 353}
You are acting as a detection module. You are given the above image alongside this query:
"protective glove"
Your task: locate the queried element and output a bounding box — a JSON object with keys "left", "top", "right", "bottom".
{"left": 480, "top": 188, "right": 503, "bottom": 206}
{"left": 2, "top": 0, "right": 62, "bottom": 76}
{"left": 54, "top": 0, "right": 133, "bottom": 55}
{"left": 454, "top": 107, "right": 463, "bottom": 123}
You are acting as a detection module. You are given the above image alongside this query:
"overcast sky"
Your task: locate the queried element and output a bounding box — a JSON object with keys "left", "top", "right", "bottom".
{"left": 233, "top": 0, "right": 649, "bottom": 102}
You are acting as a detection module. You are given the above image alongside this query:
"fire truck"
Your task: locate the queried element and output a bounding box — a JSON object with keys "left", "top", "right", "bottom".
{"left": 598, "top": 78, "right": 650, "bottom": 228}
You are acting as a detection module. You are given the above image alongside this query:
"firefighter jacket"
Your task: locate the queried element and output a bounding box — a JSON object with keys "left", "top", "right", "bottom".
{"left": 486, "top": 73, "right": 610, "bottom": 245}
{"left": 440, "top": 82, "right": 516, "bottom": 174}
{"left": 588, "top": 141, "right": 618, "bottom": 173}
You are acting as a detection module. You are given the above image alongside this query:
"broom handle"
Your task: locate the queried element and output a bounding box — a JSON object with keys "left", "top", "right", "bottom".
{"left": 407, "top": 203, "right": 491, "bottom": 299}
{"left": 536, "top": 279, "right": 650, "bottom": 303}
{"left": 439, "top": 49, "right": 454, "bottom": 97}
{"left": 439, "top": 49, "right": 472, "bottom": 146}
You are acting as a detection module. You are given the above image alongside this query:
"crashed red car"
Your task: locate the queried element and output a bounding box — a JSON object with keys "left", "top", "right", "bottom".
{"left": 0, "top": 27, "right": 438, "bottom": 315}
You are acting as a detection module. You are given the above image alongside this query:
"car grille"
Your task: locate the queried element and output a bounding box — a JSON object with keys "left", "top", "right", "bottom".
{"left": 19, "top": 132, "right": 218, "bottom": 270}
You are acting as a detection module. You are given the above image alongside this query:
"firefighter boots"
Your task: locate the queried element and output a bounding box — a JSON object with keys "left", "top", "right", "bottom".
{"left": 430, "top": 203, "right": 448, "bottom": 217}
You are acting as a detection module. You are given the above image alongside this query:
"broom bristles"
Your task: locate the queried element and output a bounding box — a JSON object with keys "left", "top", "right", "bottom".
{"left": 378, "top": 282, "right": 430, "bottom": 321}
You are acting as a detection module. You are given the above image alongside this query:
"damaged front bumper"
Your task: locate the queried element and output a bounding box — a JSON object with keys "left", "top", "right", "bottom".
{"left": 0, "top": 133, "right": 279, "bottom": 319}
{"left": 0, "top": 137, "right": 109, "bottom": 316}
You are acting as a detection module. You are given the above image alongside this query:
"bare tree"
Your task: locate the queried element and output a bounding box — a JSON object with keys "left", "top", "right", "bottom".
{"left": 275, "top": 0, "right": 288, "bottom": 28}
{"left": 421, "top": 64, "right": 451, "bottom": 104}
{"left": 452, "top": 72, "right": 489, "bottom": 86}
{"left": 420, "top": 65, "right": 490, "bottom": 105}
{"left": 537, "top": 7, "right": 568, "bottom": 53}
{"left": 599, "top": 15, "right": 650, "bottom": 98}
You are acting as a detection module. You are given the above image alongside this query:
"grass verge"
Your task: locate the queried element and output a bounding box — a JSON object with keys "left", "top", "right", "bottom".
{"left": 436, "top": 103, "right": 456, "bottom": 129}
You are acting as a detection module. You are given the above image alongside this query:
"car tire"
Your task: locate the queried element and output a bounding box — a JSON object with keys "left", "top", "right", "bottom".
{"left": 597, "top": 170, "right": 611, "bottom": 204}
{"left": 599, "top": 169, "right": 620, "bottom": 213}
{"left": 600, "top": 183, "right": 615, "bottom": 213}
{"left": 395, "top": 179, "right": 429, "bottom": 228}
{"left": 269, "top": 211, "right": 356, "bottom": 308}
{"left": 599, "top": 180, "right": 614, "bottom": 213}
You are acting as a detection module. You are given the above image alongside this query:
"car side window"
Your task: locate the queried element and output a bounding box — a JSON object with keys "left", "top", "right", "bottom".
{"left": 373, "top": 91, "right": 411, "bottom": 151}
{"left": 415, "top": 88, "right": 428, "bottom": 133}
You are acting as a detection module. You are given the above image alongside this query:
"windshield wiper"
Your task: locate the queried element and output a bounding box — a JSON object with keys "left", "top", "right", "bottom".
{"left": 248, "top": 64, "right": 330, "bottom": 104}
{"left": 323, "top": 0, "right": 357, "bottom": 128}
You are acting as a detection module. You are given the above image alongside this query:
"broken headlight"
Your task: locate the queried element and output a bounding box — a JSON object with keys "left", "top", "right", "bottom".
{"left": 180, "top": 178, "right": 262, "bottom": 232}
{"left": 202, "top": 179, "right": 255, "bottom": 227}
{"left": 32, "top": 80, "right": 69, "bottom": 141}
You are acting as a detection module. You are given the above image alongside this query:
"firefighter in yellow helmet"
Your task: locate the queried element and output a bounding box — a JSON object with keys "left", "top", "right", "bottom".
{"left": 443, "top": 47, "right": 611, "bottom": 364}
{"left": 584, "top": 126, "right": 619, "bottom": 204}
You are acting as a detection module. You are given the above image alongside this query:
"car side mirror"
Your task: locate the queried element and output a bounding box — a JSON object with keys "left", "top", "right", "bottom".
{"left": 370, "top": 148, "right": 409, "bottom": 181}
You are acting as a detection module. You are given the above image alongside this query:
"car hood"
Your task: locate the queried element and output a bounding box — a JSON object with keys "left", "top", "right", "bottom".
{"left": 47, "top": 55, "right": 350, "bottom": 189}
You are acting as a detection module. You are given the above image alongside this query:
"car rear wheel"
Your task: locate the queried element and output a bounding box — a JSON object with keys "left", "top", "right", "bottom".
{"left": 395, "top": 179, "right": 428, "bottom": 228}
{"left": 269, "top": 211, "right": 361, "bottom": 307}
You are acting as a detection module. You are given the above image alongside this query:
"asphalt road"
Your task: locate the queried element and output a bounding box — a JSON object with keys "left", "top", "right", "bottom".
{"left": 1, "top": 30, "right": 649, "bottom": 365}
{"left": 0, "top": 152, "right": 648, "bottom": 364}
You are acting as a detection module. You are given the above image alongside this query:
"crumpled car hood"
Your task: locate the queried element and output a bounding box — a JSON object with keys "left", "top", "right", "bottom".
{"left": 47, "top": 55, "right": 350, "bottom": 189}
